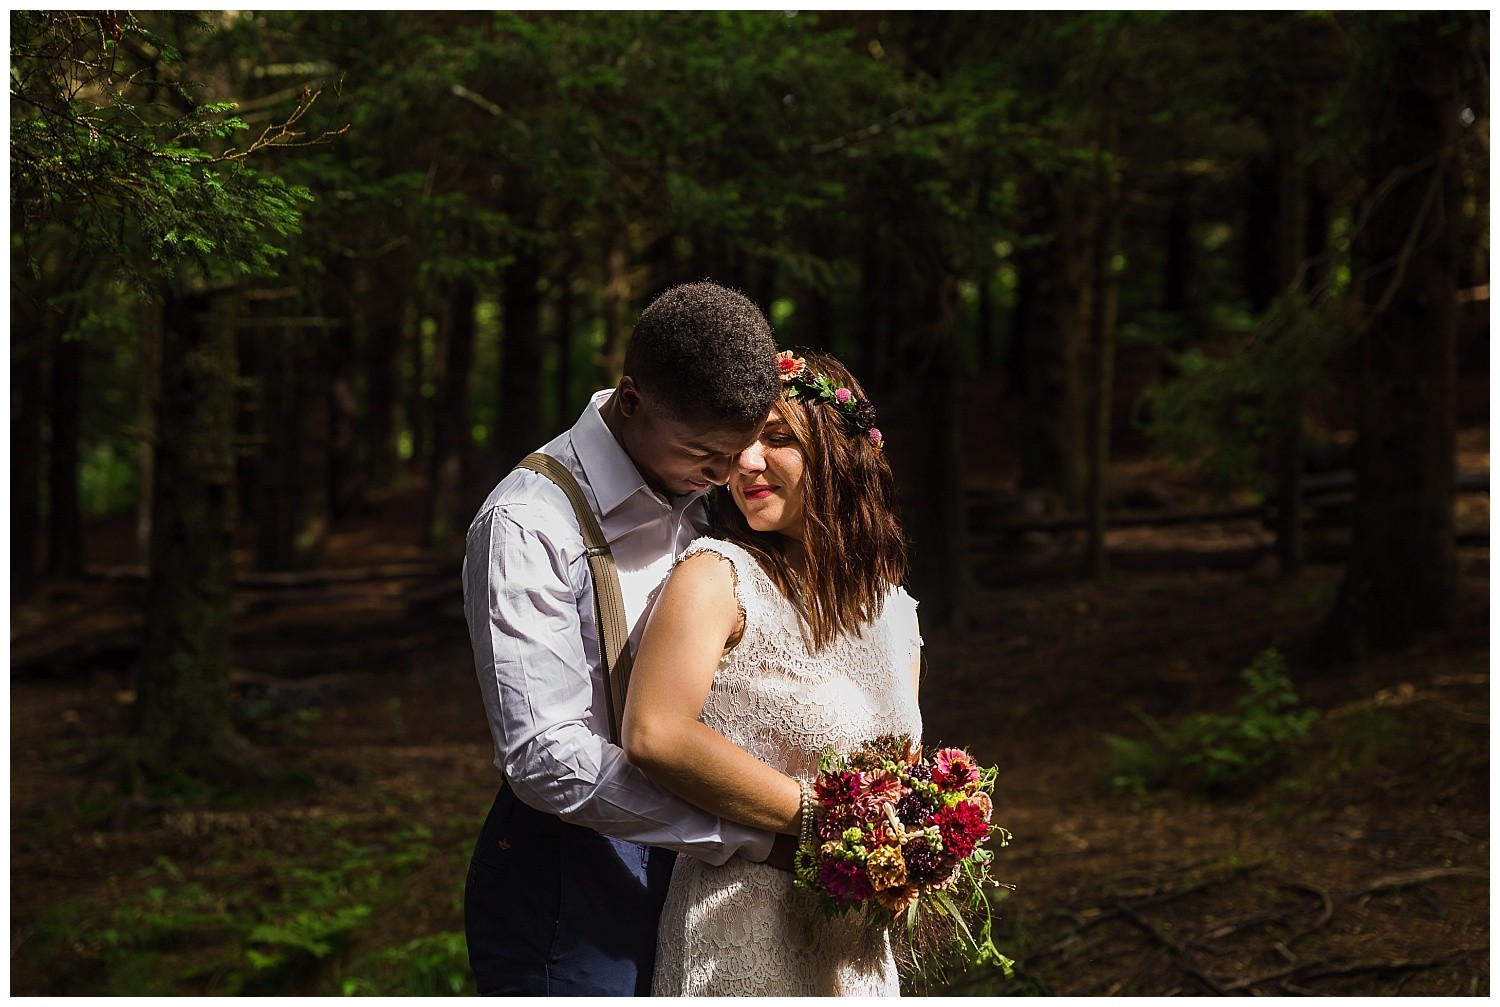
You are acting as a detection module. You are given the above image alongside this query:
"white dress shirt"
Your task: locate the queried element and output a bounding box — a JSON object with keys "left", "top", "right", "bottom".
{"left": 463, "top": 389, "right": 774, "bottom": 865}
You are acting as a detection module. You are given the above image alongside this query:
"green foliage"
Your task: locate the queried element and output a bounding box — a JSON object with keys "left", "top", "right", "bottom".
{"left": 1137, "top": 295, "right": 1341, "bottom": 495}
{"left": 1105, "top": 649, "right": 1319, "bottom": 796}
{"left": 11, "top": 11, "right": 315, "bottom": 289}
{"left": 78, "top": 441, "right": 136, "bottom": 516}
{"left": 340, "top": 931, "right": 475, "bottom": 996}
{"left": 1279, "top": 701, "right": 1485, "bottom": 808}
{"left": 57, "top": 823, "right": 453, "bottom": 995}
{"left": 1301, "top": 707, "right": 1409, "bottom": 786}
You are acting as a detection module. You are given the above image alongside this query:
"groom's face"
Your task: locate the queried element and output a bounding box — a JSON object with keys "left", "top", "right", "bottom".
{"left": 620, "top": 384, "right": 764, "bottom": 498}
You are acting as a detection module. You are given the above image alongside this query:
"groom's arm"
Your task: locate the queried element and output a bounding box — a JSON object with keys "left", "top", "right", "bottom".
{"left": 464, "top": 501, "right": 775, "bottom": 866}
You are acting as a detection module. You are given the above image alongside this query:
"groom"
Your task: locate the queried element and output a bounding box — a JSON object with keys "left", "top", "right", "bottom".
{"left": 462, "top": 281, "right": 786, "bottom": 996}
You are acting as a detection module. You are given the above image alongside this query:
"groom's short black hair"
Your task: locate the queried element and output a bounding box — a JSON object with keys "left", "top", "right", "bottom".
{"left": 625, "top": 280, "right": 780, "bottom": 427}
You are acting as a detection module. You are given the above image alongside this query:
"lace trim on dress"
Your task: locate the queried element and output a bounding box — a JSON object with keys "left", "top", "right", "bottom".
{"left": 675, "top": 542, "right": 748, "bottom": 653}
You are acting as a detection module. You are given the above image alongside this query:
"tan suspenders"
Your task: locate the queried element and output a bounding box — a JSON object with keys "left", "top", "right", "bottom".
{"left": 514, "top": 451, "right": 634, "bottom": 746}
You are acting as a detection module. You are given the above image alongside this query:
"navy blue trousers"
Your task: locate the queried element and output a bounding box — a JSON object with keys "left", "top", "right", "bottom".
{"left": 465, "top": 784, "right": 676, "bottom": 996}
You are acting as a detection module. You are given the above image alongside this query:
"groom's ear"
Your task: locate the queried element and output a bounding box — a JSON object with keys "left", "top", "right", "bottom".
{"left": 616, "top": 376, "right": 643, "bottom": 419}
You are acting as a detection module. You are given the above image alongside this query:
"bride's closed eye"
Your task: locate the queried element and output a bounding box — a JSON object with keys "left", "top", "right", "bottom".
{"left": 759, "top": 421, "right": 795, "bottom": 448}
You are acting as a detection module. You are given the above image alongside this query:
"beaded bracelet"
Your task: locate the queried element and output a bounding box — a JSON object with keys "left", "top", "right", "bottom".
{"left": 798, "top": 779, "right": 815, "bottom": 853}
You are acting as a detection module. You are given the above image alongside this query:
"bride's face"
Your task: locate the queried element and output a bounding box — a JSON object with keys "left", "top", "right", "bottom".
{"left": 728, "top": 408, "right": 807, "bottom": 541}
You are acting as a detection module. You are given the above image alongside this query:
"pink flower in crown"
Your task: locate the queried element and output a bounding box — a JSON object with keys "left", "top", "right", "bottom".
{"left": 834, "top": 387, "right": 853, "bottom": 404}
{"left": 868, "top": 428, "right": 883, "bottom": 447}
{"left": 932, "top": 748, "right": 981, "bottom": 793}
{"left": 776, "top": 350, "right": 807, "bottom": 382}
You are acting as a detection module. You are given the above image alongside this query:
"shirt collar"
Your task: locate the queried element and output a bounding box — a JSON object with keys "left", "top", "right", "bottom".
{"left": 570, "top": 388, "right": 661, "bottom": 517}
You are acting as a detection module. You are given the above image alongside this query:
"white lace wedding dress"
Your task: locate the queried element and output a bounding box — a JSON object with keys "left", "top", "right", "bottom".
{"left": 651, "top": 537, "right": 924, "bottom": 997}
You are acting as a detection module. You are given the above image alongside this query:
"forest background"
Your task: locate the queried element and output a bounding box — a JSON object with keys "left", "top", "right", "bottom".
{"left": 9, "top": 10, "right": 1490, "bottom": 996}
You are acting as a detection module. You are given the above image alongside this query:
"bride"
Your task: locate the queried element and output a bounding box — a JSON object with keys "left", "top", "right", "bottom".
{"left": 622, "top": 350, "right": 922, "bottom": 996}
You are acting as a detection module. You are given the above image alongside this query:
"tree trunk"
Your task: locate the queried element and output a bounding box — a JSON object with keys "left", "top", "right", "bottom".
{"left": 976, "top": 264, "right": 996, "bottom": 374}
{"left": 403, "top": 299, "right": 434, "bottom": 476}
{"left": 135, "top": 300, "right": 162, "bottom": 569}
{"left": 1085, "top": 115, "right": 1123, "bottom": 579}
{"left": 793, "top": 267, "right": 831, "bottom": 352}
{"left": 1272, "top": 86, "right": 1310, "bottom": 578}
{"left": 553, "top": 270, "right": 576, "bottom": 428}
{"left": 47, "top": 321, "right": 84, "bottom": 577}
{"left": 252, "top": 315, "right": 293, "bottom": 571}
{"left": 1243, "top": 156, "right": 1279, "bottom": 315}
{"left": 325, "top": 262, "right": 364, "bottom": 520}
{"left": 869, "top": 248, "right": 906, "bottom": 395}
{"left": 499, "top": 244, "right": 545, "bottom": 470}
{"left": 1163, "top": 177, "right": 1198, "bottom": 318}
{"left": 1324, "top": 16, "right": 1470, "bottom": 656}
{"left": 11, "top": 263, "right": 45, "bottom": 603}
{"left": 974, "top": 169, "right": 997, "bottom": 371}
{"left": 851, "top": 237, "right": 888, "bottom": 377}
{"left": 1005, "top": 240, "right": 1038, "bottom": 399}
{"left": 1021, "top": 177, "right": 1094, "bottom": 511}
{"left": 135, "top": 288, "right": 265, "bottom": 783}
{"left": 245, "top": 295, "right": 333, "bottom": 572}
{"left": 428, "top": 278, "right": 476, "bottom": 549}
{"left": 360, "top": 260, "right": 404, "bottom": 490}
{"left": 289, "top": 317, "right": 332, "bottom": 569}
{"left": 746, "top": 258, "right": 777, "bottom": 327}
{"left": 895, "top": 267, "right": 970, "bottom": 632}
{"left": 600, "top": 231, "right": 631, "bottom": 387}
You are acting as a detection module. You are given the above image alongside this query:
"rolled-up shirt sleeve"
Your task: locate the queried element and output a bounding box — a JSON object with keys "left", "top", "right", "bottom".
{"left": 464, "top": 502, "right": 774, "bottom": 866}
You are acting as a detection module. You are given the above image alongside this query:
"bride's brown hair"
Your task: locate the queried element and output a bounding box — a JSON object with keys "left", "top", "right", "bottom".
{"left": 711, "top": 350, "right": 907, "bottom": 651}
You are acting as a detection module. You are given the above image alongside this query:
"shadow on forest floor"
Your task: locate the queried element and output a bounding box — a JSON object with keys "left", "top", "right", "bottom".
{"left": 9, "top": 440, "right": 1490, "bottom": 996}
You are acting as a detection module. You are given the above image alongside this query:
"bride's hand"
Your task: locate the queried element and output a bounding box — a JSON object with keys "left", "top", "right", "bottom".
{"left": 762, "top": 833, "right": 798, "bottom": 873}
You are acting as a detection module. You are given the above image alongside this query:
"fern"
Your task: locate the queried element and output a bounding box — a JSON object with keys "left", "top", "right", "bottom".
{"left": 1105, "top": 649, "right": 1318, "bottom": 795}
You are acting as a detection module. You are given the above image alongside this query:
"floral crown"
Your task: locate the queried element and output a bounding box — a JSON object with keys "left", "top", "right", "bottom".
{"left": 776, "top": 351, "right": 884, "bottom": 451}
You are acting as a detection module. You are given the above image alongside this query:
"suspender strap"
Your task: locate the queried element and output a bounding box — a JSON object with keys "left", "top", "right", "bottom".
{"left": 514, "top": 451, "right": 634, "bottom": 747}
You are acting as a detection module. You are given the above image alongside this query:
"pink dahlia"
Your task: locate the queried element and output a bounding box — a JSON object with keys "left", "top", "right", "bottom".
{"left": 853, "top": 768, "right": 906, "bottom": 818}
{"left": 932, "top": 747, "right": 981, "bottom": 793}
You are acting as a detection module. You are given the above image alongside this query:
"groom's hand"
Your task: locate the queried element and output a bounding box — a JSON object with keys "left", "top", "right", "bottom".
{"left": 762, "top": 833, "right": 798, "bottom": 873}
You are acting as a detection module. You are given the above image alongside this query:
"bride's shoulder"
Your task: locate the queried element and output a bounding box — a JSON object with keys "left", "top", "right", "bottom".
{"left": 676, "top": 536, "right": 775, "bottom": 607}
{"left": 884, "top": 583, "right": 922, "bottom": 634}
{"left": 884, "top": 581, "right": 919, "bottom": 609}
{"left": 680, "top": 535, "right": 753, "bottom": 571}
{"left": 670, "top": 536, "right": 749, "bottom": 588}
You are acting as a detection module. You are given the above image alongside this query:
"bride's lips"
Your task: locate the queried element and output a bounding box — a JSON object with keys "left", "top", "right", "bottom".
{"left": 740, "top": 484, "right": 778, "bottom": 501}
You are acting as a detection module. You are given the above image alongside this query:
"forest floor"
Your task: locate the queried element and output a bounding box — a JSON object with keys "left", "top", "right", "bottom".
{"left": 9, "top": 429, "right": 1490, "bottom": 996}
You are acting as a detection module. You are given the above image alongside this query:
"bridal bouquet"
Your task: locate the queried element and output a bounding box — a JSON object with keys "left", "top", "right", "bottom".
{"left": 793, "top": 736, "right": 1013, "bottom": 972}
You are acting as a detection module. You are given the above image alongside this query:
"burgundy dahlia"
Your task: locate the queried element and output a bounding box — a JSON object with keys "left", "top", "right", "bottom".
{"left": 818, "top": 856, "right": 874, "bottom": 903}
{"left": 936, "top": 801, "right": 989, "bottom": 860}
